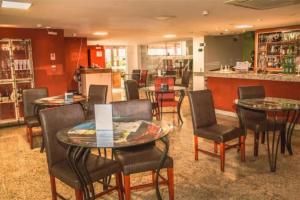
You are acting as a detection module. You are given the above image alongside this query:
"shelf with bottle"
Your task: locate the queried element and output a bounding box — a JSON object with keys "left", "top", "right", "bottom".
{"left": 0, "top": 83, "right": 15, "bottom": 103}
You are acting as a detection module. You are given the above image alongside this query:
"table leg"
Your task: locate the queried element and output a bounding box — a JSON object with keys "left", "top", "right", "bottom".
{"left": 176, "top": 90, "right": 185, "bottom": 124}
{"left": 155, "top": 136, "right": 169, "bottom": 200}
{"left": 66, "top": 146, "right": 95, "bottom": 200}
{"left": 266, "top": 112, "right": 281, "bottom": 172}
{"left": 285, "top": 110, "right": 300, "bottom": 155}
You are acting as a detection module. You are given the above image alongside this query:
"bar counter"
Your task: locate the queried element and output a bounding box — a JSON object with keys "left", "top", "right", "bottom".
{"left": 205, "top": 71, "right": 300, "bottom": 116}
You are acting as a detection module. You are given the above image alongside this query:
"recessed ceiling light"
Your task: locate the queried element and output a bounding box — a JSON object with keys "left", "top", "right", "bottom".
{"left": 155, "top": 15, "right": 176, "bottom": 21}
{"left": 36, "top": 24, "right": 42, "bottom": 28}
{"left": 163, "top": 34, "right": 176, "bottom": 38}
{"left": 45, "top": 26, "right": 51, "bottom": 29}
{"left": 234, "top": 24, "right": 253, "bottom": 29}
{"left": 93, "top": 32, "right": 108, "bottom": 36}
{"left": 1, "top": 1, "right": 31, "bottom": 10}
{"left": 202, "top": 10, "right": 209, "bottom": 16}
{"left": 224, "top": 29, "right": 229, "bottom": 32}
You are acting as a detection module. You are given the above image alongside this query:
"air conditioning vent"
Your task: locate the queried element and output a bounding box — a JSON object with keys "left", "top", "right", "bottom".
{"left": 224, "top": 0, "right": 300, "bottom": 10}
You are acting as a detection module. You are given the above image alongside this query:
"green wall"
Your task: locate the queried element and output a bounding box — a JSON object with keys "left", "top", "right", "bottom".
{"left": 242, "top": 31, "right": 255, "bottom": 62}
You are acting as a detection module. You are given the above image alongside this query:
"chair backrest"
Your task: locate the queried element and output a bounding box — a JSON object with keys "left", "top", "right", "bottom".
{"left": 125, "top": 80, "right": 140, "bottom": 100}
{"left": 112, "top": 99, "right": 152, "bottom": 122}
{"left": 237, "top": 86, "right": 266, "bottom": 121}
{"left": 154, "top": 77, "right": 174, "bottom": 89}
{"left": 23, "top": 88, "right": 48, "bottom": 118}
{"left": 131, "top": 69, "right": 141, "bottom": 81}
{"left": 181, "top": 71, "right": 190, "bottom": 88}
{"left": 140, "top": 70, "right": 148, "bottom": 82}
{"left": 39, "top": 104, "right": 85, "bottom": 169}
{"left": 165, "top": 70, "right": 176, "bottom": 76}
{"left": 87, "top": 85, "right": 108, "bottom": 119}
{"left": 188, "top": 90, "right": 217, "bottom": 131}
{"left": 238, "top": 86, "right": 265, "bottom": 99}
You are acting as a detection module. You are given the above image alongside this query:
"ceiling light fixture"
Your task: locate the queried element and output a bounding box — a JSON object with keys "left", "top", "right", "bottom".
{"left": 234, "top": 24, "right": 253, "bottom": 29}
{"left": 155, "top": 15, "right": 176, "bottom": 21}
{"left": 1, "top": 1, "right": 32, "bottom": 10}
{"left": 163, "top": 34, "right": 176, "bottom": 38}
{"left": 202, "top": 10, "right": 209, "bottom": 16}
{"left": 93, "top": 32, "right": 108, "bottom": 36}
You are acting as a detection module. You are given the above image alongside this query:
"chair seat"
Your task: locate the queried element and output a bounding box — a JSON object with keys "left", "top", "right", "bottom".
{"left": 196, "top": 124, "right": 244, "bottom": 143}
{"left": 158, "top": 100, "right": 178, "bottom": 107}
{"left": 245, "top": 118, "right": 285, "bottom": 132}
{"left": 114, "top": 145, "right": 173, "bottom": 175}
{"left": 51, "top": 154, "right": 121, "bottom": 189}
{"left": 24, "top": 116, "right": 40, "bottom": 128}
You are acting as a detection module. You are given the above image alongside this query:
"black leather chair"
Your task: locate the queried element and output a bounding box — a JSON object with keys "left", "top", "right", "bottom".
{"left": 131, "top": 69, "right": 141, "bottom": 82}
{"left": 237, "top": 86, "right": 285, "bottom": 156}
{"left": 23, "top": 88, "right": 48, "bottom": 149}
{"left": 86, "top": 85, "right": 108, "bottom": 119}
{"left": 39, "top": 104, "right": 123, "bottom": 200}
{"left": 189, "top": 90, "right": 246, "bottom": 172}
{"left": 112, "top": 100, "right": 174, "bottom": 200}
{"left": 180, "top": 70, "right": 191, "bottom": 88}
{"left": 124, "top": 80, "right": 139, "bottom": 100}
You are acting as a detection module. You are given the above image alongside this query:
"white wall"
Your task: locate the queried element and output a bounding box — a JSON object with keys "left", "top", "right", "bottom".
{"left": 192, "top": 35, "right": 205, "bottom": 90}
{"left": 126, "top": 45, "right": 140, "bottom": 73}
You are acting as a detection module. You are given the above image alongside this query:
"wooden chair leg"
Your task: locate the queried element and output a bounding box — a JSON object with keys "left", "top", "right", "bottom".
{"left": 261, "top": 131, "right": 265, "bottom": 144}
{"left": 116, "top": 172, "right": 124, "bottom": 200}
{"left": 167, "top": 168, "right": 174, "bottom": 200}
{"left": 194, "top": 135, "right": 198, "bottom": 161}
{"left": 240, "top": 136, "right": 246, "bottom": 162}
{"left": 49, "top": 175, "right": 57, "bottom": 200}
{"left": 214, "top": 142, "right": 218, "bottom": 153}
{"left": 220, "top": 143, "right": 225, "bottom": 172}
{"left": 124, "top": 175, "right": 131, "bottom": 200}
{"left": 254, "top": 131, "right": 259, "bottom": 157}
{"left": 152, "top": 170, "right": 156, "bottom": 186}
{"left": 28, "top": 126, "right": 33, "bottom": 149}
{"left": 75, "top": 189, "right": 83, "bottom": 200}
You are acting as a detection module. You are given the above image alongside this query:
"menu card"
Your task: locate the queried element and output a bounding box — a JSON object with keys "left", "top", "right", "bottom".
{"left": 95, "top": 104, "right": 113, "bottom": 131}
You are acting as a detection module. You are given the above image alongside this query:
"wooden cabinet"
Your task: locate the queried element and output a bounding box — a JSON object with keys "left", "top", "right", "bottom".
{"left": 0, "top": 39, "right": 34, "bottom": 126}
{"left": 255, "top": 26, "right": 300, "bottom": 73}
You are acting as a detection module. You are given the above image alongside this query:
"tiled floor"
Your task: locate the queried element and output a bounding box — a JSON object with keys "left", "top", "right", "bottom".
{"left": 0, "top": 97, "right": 300, "bottom": 200}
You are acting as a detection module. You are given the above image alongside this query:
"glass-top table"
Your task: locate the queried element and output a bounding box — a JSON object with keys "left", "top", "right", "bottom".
{"left": 57, "top": 120, "right": 173, "bottom": 200}
{"left": 34, "top": 95, "right": 86, "bottom": 107}
{"left": 237, "top": 97, "right": 300, "bottom": 172}
{"left": 141, "top": 86, "right": 186, "bottom": 124}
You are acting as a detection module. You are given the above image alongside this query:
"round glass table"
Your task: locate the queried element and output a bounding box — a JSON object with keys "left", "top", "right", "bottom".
{"left": 57, "top": 120, "right": 172, "bottom": 200}
{"left": 237, "top": 97, "right": 300, "bottom": 172}
{"left": 141, "top": 86, "right": 186, "bottom": 124}
{"left": 33, "top": 95, "right": 86, "bottom": 152}
{"left": 34, "top": 95, "right": 86, "bottom": 107}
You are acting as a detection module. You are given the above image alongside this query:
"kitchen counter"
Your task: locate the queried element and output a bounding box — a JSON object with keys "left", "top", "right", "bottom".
{"left": 205, "top": 71, "right": 300, "bottom": 82}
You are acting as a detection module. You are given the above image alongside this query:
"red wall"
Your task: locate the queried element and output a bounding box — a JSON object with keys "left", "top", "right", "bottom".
{"left": 0, "top": 27, "right": 67, "bottom": 95}
{"left": 64, "top": 37, "right": 88, "bottom": 91}
{"left": 87, "top": 45, "right": 105, "bottom": 67}
{"left": 207, "top": 77, "right": 300, "bottom": 112}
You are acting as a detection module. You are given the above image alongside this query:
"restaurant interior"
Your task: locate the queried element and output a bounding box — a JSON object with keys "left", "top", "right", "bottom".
{"left": 0, "top": 0, "right": 300, "bottom": 199}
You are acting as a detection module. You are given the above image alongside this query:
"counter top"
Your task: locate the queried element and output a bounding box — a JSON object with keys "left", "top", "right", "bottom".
{"left": 80, "top": 68, "right": 112, "bottom": 74}
{"left": 205, "top": 71, "right": 300, "bottom": 82}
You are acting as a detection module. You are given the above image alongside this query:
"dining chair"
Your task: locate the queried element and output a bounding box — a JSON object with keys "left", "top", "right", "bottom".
{"left": 137, "top": 70, "right": 148, "bottom": 87}
{"left": 131, "top": 69, "right": 141, "bottom": 82}
{"left": 237, "top": 86, "right": 285, "bottom": 156}
{"left": 188, "top": 90, "right": 246, "bottom": 172}
{"left": 178, "top": 70, "right": 190, "bottom": 88}
{"left": 86, "top": 84, "right": 108, "bottom": 119}
{"left": 22, "top": 87, "right": 48, "bottom": 149}
{"left": 154, "top": 77, "right": 181, "bottom": 122}
{"left": 39, "top": 104, "right": 123, "bottom": 200}
{"left": 124, "top": 80, "right": 139, "bottom": 100}
{"left": 112, "top": 100, "right": 174, "bottom": 200}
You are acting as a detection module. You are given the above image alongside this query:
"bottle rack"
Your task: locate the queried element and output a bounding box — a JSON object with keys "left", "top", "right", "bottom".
{"left": 255, "top": 27, "right": 300, "bottom": 73}
{"left": 0, "top": 39, "right": 34, "bottom": 126}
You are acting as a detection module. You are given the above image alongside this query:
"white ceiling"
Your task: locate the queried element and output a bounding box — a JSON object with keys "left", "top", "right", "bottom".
{"left": 0, "top": 0, "right": 299, "bottom": 44}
